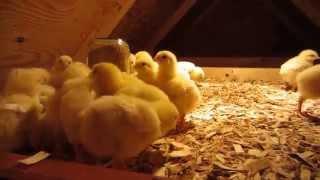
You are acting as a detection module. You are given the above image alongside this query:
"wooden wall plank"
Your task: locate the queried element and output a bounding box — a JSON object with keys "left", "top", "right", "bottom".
{"left": 179, "top": 57, "right": 286, "bottom": 68}
{"left": 0, "top": 0, "right": 134, "bottom": 68}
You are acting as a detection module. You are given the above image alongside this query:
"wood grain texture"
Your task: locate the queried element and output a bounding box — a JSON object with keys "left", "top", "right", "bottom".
{"left": 0, "top": 0, "right": 134, "bottom": 68}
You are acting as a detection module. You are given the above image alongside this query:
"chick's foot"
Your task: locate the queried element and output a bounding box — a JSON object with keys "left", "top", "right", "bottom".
{"left": 300, "top": 111, "right": 320, "bottom": 123}
{"left": 175, "top": 117, "right": 195, "bottom": 133}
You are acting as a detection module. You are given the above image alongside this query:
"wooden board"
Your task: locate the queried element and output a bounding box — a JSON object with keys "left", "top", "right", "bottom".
{"left": 0, "top": 0, "right": 135, "bottom": 68}
{"left": 180, "top": 57, "right": 286, "bottom": 68}
{"left": 203, "top": 67, "right": 281, "bottom": 82}
{"left": 0, "top": 152, "right": 161, "bottom": 180}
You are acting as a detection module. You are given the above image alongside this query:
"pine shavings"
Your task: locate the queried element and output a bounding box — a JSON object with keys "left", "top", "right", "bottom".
{"left": 233, "top": 144, "right": 245, "bottom": 154}
{"left": 109, "top": 80, "right": 320, "bottom": 179}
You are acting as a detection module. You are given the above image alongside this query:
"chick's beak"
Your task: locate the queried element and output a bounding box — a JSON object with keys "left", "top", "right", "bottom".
{"left": 314, "top": 58, "right": 320, "bottom": 65}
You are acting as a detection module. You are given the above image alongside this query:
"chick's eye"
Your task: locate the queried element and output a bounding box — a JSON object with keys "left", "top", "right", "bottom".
{"left": 161, "top": 55, "right": 167, "bottom": 59}
{"left": 92, "top": 68, "right": 97, "bottom": 74}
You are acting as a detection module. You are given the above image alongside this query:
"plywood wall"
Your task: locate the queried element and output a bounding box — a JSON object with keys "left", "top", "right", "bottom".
{"left": 0, "top": 0, "right": 135, "bottom": 68}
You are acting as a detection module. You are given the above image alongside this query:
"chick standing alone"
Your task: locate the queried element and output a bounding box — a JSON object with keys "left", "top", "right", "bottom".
{"left": 280, "top": 49, "right": 319, "bottom": 90}
{"left": 296, "top": 64, "right": 320, "bottom": 120}
{"left": 154, "top": 50, "right": 201, "bottom": 131}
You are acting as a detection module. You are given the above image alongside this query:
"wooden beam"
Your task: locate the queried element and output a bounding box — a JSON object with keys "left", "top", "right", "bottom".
{"left": 145, "top": 0, "right": 197, "bottom": 51}
{"left": 260, "top": 0, "right": 309, "bottom": 45}
{"left": 188, "top": 0, "right": 221, "bottom": 30}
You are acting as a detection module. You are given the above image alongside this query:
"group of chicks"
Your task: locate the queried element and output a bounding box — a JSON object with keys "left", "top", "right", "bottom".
{"left": 280, "top": 49, "right": 320, "bottom": 120}
{"left": 0, "top": 50, "right": 203, "bottom": 168}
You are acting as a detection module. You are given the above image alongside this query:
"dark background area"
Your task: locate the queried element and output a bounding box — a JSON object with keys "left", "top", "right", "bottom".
{"left": 111, "top": 0, "right": 320, "bottom": 65}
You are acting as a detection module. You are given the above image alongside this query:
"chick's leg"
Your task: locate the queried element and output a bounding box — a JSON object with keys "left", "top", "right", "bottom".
{"left": 111, "top": 158, "right": 127, "bottom": 169}
{"left": 298, "top": 96, "right": 320, "bottom": 122}
{"left": 176, "top": 114, "right": 194, "bottom": 133}
{"left": 298, "top": 96, "right": 305, "bottom": 116}
{"left": 74, "top": 144, "right": 86, "bottom": 162}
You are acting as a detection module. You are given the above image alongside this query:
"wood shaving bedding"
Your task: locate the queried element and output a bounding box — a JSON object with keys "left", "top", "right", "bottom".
{"left": 128, "top": 79, "right": 320, "bottom": 179}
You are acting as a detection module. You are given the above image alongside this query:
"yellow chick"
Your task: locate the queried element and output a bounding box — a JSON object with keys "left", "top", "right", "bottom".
{"left": 60, "top": 79, "right": 96, "bottom": 160}
{"left": 178, "top": 61, "right": 205, "bottom": 82}
{"left": 28, "top": 84, "right": 57, "bottom": 151}
{"left": 79, "top": 95, "right": 161, "bottom": 167}
{"left": 92, "top": 62, "right": 178, "bottom": 135}
{"left": 178, "top": 61, "right": 196, "bottom": 72}
{"left": 134, "top": 51, "right": 159, "bottom": 84}
{"left": 190, "top": 67, "right": 205, "bottom": 82}
{"left": 0, "top": 94, "right": 41, "bottom": 151}
{"left": 91, "top": 63, "right": 144, "bottom": 96}
{"left": 296, "top": 64, "right": 320, "bottom": 119}
{"left": 116, "top": 83, "right": 179, "bottom": 136}
{"left": 50, "top": 55, "right": 73, "bottom": 88}
{"left": 280, "top": 49, "right": 319, "bottom": 90}
{"left": 177, "top": 61, "right": 194, "bottom": 80}
{"left": 154, "top": 50, "right": 201, "bottom": 131}
{"left": 63, "top": 62, "right": 91, "bottom": 82}
{"left": 50, "top": 55, "right": 91, "bottom": 88}
{"left": 3, "top": 68, "right": 50, "bottom": 97}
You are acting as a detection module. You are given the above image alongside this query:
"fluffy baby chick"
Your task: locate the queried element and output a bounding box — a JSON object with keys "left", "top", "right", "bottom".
{"left": 280, "top": 49, "right": 319, "bottom": 90}
{"left": 63, "top": 62, "right": 91, "bottom": 82}
{"left": 178, "top": 61, "right": 205, "bottom": 82}
{"left": 80, "top": 95, "right": 161, "bottom": 167}
{"left": 91, "top": 63, "right": 144, "bottom": 96}
{"left": 134, "top": 51, "right": 159, "bottom": 84}
{"left": 50, "top": 55, "right": 91, "bottom": 88}
{"left": 178, "top": 61, "right": 196, "bottom": 72}
{"left": 60, "top": 80, "right": 96, "bottom": 160}
{"left": 116, "top": 83, "right": 179, "bottom": 136}
{"left": 0, "top": 94, "right": 41, "bottom": 151}
{"left": 134, "top": 52, "right": 195, "bottom": 84}
{"left": 3, "top": 68, "right": 50, "bottom": 97}
{"left": 28, "top": 84, "right": 57, "bottom": 151}
{"left": 92, "top": 62, "right": 178, "bottom": 135}
{"left": 296, "top": 64, "right": 320, "bottom": 120}
{"left": 190, "top": 67, "right": 205, "bottom": 82}
{"left": 50, "top": 55, "right": 73, "bottom": 88}
{"left": 155, "top": 50, "right": 201, "bottom": 132}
